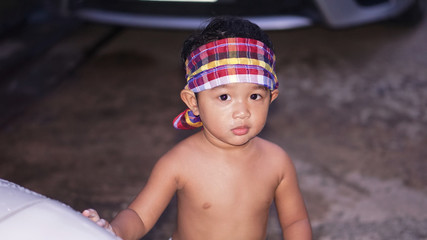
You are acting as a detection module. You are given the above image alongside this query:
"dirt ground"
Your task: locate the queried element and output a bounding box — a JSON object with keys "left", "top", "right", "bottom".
{"left": 1, "top": 17, "right": 427, "bottom": 239}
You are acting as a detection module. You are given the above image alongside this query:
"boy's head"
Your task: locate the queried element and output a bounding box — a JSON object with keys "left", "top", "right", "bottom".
{"left": 174, "top": 16, "right": 279, "bottom": 130}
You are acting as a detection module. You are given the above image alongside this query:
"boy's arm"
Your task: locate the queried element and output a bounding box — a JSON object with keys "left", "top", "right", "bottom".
{"left": 109, "top": 208, "right": 145, "bottom": 240}
{"left": 274, "top": 154, "right": 312, "bottom": 240}
{"left": 112, "top": 154, "right": 179, "bottom": 240}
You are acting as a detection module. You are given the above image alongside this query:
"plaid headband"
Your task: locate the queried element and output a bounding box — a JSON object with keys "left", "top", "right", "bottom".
{"left": 173, "top": 37, "right": 278, "bottom": 130}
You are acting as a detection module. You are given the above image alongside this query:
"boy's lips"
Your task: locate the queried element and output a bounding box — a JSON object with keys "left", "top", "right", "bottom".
{"left": 231, "top": 126, "right": 249, "bottom": 136}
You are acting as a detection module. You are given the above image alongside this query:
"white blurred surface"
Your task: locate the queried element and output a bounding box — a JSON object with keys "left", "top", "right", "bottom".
{"left": 0, "top": 179, "right": 117, "bottom": 240}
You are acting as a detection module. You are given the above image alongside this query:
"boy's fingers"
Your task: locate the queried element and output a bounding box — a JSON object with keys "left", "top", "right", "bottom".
{"left": 97, "top": 219, "right": 115, "bottom": 235}
{"left": 96, "top": 219, "right": 103, "bottom": 226}
{"left": 103, "top": 222, "right": 116, "bottom": 236}
{"left": 82, "top": 209, "right": 100, "bottom": 221}
{"left": 82, "top": 209, "right": 117, "bottom": 238}
{"left": 82, "top": 209, "right": 91, "bottom": 216}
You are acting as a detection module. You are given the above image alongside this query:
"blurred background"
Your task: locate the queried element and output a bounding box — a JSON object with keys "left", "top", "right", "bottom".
{"left": 1, "top": 0, "right": 426, "bottom": 239}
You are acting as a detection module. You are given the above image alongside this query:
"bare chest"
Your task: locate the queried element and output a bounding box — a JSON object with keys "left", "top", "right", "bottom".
{"left": 178, "top": 158, "right": 280, "bottom": 212}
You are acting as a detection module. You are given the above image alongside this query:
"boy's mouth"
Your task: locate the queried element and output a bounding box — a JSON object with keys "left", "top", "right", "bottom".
{"left": 231, "top": 126, "right": 249, "bottom": 136}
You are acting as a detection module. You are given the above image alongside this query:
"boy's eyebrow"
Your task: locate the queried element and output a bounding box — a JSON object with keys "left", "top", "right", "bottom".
{"left": 247, "top": 85, "right": 270, "bottom": 92}
{"left": 253, "top": 85, "right": 269, "bottom": 90}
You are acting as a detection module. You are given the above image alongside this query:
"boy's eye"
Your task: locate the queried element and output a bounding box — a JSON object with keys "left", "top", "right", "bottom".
{"left": 219, "top": 94, "right": 230, "bottom": 101}
{"left": 250, "top": 94, "right": 262, "bottom": 100}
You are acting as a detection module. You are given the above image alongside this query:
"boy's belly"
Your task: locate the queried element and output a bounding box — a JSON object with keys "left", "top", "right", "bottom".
{"left": 174, "top": 216, "right": 269, "bottom": 240}
{"left": 173, "top": 197, "right": 271, "bottom": 240}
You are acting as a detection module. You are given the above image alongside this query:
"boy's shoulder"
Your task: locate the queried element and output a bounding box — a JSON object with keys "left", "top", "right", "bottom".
{"left": 254, "top": 137, "right": 298, "bottom": 181}
{"left": 168, "top": 132, "right": 201, "bottom": 154}
{"left": 158, "top": 132, "right": 202, "bottom": 163}
{"left": 255, "top": 136, "right": 289, "bottom": 158}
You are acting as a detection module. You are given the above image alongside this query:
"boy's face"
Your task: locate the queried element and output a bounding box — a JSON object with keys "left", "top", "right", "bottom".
{"left": 194, "top": 82, "right": 278, "bottom": 147}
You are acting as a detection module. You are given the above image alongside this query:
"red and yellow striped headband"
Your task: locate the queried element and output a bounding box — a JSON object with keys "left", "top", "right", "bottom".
{"left": 184, "top": 37, "right": 278, "bottom": 93}
{"left": 174, "top": 37, "right": 278, "bottom": 130}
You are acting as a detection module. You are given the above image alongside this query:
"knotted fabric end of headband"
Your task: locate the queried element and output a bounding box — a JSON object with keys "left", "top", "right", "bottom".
{"left": 173, "top": 109, "right": 202, "bottom": 130}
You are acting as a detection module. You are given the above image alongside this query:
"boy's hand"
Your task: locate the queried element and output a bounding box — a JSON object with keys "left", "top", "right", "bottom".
{"left": 82, "top": 209, "right": 120, "bottom": 238}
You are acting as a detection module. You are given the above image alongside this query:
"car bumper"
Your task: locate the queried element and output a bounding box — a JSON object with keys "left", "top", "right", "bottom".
{"left": 74, "top": 8, "right": 313, "bottom": 30}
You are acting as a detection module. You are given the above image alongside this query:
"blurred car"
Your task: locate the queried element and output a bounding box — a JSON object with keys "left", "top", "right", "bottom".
{"left": 0, "top": 179, "right": 118, "bottom": 240}
{"left": 0, "top": 0, "right": 37, "bottom": 35}
{"left": 46, "top": 0, "right": 425, "bottom": 30}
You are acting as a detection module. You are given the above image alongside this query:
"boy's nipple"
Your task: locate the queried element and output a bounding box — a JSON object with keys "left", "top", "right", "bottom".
{"left": 202, "top": 202, "right": 212, "bottom": 210}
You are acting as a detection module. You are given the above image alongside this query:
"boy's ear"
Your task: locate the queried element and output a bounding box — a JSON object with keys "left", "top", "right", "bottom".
{"left": 180, "top": 89, "right": 200, "bottom": 115}
{"left": 270, "top": 89, "right": 279, "bottom": 103}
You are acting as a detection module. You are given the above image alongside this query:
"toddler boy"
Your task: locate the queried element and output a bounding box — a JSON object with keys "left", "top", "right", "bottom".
{"left": 83, "top": 16, "right": 312, "bottom": 240}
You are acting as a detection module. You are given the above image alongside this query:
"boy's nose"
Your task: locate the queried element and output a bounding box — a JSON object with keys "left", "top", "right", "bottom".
{"left": 232, "top": 102, "right": 250, "bottom": 119}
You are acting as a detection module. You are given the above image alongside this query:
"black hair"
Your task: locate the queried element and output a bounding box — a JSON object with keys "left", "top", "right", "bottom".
{"left": 181, "top": 16, "right": 274, "bottom": 63}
